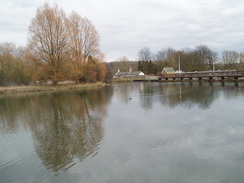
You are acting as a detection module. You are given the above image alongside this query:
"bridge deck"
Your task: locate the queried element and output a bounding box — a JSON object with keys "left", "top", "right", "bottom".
{"left": 159, "top": 71, "right": 244, "bottom": 80}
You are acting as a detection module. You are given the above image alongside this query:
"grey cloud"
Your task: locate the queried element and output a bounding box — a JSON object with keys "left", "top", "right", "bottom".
{"left": 0, "top": 0, "right": 243, "bottom": 61}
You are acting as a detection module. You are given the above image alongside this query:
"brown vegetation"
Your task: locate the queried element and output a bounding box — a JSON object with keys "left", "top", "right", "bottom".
{"left": 0, "top": 3, "right": 110, "bottom": 87}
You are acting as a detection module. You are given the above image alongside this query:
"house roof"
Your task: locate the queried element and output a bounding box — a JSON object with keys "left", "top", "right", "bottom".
{"left": 114, "top": 71, "right": 144, "bottom": 77}
{"left": 162, "top": 67, "right": 175, "bottom": 73}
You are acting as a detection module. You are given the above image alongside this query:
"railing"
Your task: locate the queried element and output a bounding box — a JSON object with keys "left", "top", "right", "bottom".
{"left": 159, "top": 71, "right": 244, "bottom": 80}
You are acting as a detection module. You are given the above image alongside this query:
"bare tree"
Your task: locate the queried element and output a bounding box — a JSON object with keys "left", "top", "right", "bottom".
{"left": 222, "top": 50, "right": 239, "bottom": 68}
{"left": 239, "top": 52, "right": 244, "bottom": 63}
{"left": 165, "top": 47, "right": 176, "bottom": 64}
{"left": 116, "top": 56, "right": 130, "bottom": 72}
{"left": 67, "top": 12, "right": 100, "bottom": 62}
{"left": 155, "top": 47, "right": 177, "bottom": 69}
{"left": 155, "top": 49, "right": 167, "bottom": 62}
{"left": 66, "top": 11, "right": 101, "bottom": 82}
{"left": 194, "top": 45, "right": 218, "bottom": 70}
{"left": 117, "top": 56, "right": 129, "bottom": 62}
{"left": 28, "top": 3, "right": 69, "bottom": 85}
{"left": 138, "top": 47, "right": 153, "bottom": 61}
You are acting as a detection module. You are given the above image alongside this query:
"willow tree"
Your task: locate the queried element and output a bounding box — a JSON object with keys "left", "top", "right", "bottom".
{"left": 67, "top": 11, "right": 101, "bottom": 82}
{"left": 28, "top": 3, "right": 68, "bottom": 85}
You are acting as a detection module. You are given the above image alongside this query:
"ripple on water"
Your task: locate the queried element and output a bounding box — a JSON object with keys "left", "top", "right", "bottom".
{"left": 0, "top": 130, "right": 37, "bottom": 180}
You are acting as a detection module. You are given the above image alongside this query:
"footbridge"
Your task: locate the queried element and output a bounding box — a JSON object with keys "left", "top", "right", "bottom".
{"left": 158, "top": 70, "right": 244, "bottom": 81}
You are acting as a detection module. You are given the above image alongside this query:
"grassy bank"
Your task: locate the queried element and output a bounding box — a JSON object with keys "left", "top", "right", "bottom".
{"left": 0, "top": 82, "right": 107, "bottom": 95}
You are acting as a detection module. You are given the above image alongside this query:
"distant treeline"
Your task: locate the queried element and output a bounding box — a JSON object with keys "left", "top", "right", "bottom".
{"left": 109, "top": 45, "right": 244, "bottom": 75}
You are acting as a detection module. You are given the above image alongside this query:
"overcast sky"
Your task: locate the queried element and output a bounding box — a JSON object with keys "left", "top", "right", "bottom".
{"left": 0, "top": 0, "right": 244, "bottom": 61}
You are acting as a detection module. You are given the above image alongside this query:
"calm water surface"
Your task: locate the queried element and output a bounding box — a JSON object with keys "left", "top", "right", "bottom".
{"left": 1, "top": 82, "right": 244, "bottom": 183}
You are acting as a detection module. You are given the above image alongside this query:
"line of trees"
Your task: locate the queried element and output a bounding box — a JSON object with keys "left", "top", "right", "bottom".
{"left": 0, "top": 3, "right": 109, "bottom": 86}
{"left": 137, "top": 46, "right": 244, "bottom": 75}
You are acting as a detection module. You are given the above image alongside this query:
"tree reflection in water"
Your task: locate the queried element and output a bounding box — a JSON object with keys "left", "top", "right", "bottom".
{"left": 138, "top": 82, "right": 243, "bottom": 110}
{"left": 0, "top": 87, "right": 112, "bottom": 173}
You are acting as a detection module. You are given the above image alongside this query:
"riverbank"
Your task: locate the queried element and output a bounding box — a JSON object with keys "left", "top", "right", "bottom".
{"left": 0, "top": 82, "right": 107, "bottom": 95}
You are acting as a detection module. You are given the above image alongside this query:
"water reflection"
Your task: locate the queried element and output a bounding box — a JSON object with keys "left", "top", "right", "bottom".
{"left": 138, "top": 82, "right": 244, "bottom": 110}
{"left": 0, "top": 87, "right": 112, "bottom": 173}
{"left": 108, "top": 82, "right": 244, "bottom": 183}
{"left": 113, "top": 82, "right": 137, "bottom": 104}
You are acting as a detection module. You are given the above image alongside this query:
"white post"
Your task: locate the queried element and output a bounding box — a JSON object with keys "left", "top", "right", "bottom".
{"left": 178, "top": 54, "right": 181, "bottom": 72}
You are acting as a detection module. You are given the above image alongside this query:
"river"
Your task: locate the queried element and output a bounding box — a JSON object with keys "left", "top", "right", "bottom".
{"left": 1, "top": 82, "right": 244, "bottom": 183}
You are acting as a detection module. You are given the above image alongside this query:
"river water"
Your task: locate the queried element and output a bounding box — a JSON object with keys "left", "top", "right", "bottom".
{"left": 1, "top": 82, "right": 244, "bottom": 183}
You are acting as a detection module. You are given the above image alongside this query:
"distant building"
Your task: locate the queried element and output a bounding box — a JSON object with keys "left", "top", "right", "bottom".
{"left": 113, "top": 68, "right": 145, "bottom": 79}
{"left": 175, "top": 70, "right": 184, "bottom": 74}
{"left": 162, "top": 67, "right": 175, "bottom": 74}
